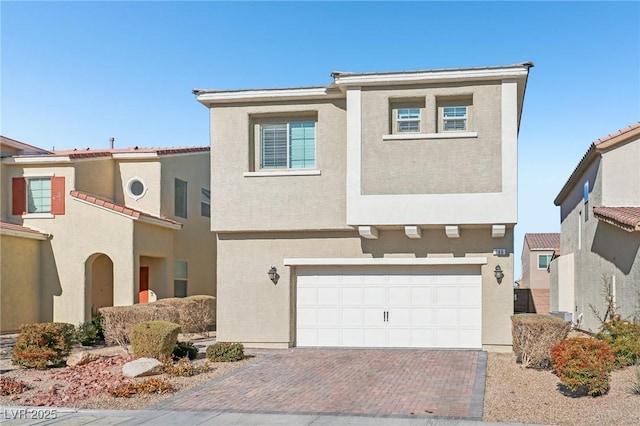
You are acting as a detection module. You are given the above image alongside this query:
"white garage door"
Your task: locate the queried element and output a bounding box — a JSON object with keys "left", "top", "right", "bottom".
{"left": 296, "top": 265, "right": 482, "bottom": 349}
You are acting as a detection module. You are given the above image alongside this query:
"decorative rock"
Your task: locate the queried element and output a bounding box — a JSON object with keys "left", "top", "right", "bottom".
{"left": 122, "top": 357, "right": 163, "bottom": 378}
{"left": 66, "top": 351, "right": 99, "bottom": 367}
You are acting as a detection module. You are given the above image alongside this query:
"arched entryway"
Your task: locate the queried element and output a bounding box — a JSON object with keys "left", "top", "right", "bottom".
{"left": 85, "top": 253, "right": 114, "bottom": 320}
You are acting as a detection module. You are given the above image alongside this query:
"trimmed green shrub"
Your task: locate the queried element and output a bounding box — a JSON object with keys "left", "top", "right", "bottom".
{"left": 596, "top": 319, "right": 640, "bottom": 367}
{"left": 92, "top": 314, "right": 105, "bottom": 340}
{"left": 552, "top": 337, "right": 615, "bottom": 396}
{"left": 131, "top": 321, "right": 181, "bottom": 359}
{"left": 206, "top": 342, "right": 244, "bottom": 362}
{"left": 12, "top": 322, "right": 75, "bottom": 369}
{"left": 173, "top": 341, "right": 199, "bottom": 360}
{"left": 99, "top": 304, "right": 179, "bottom": 347}
{"left": 511, "top": 314, "right": 571, "bottom": 369}
{"left": 155, "top": 295, "right": 216, "bottom": 334}
{"left": 75, "top": 321, "right": 99, "bottom": 346}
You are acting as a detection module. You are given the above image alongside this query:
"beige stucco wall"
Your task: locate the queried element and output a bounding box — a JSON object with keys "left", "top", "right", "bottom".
{"left": 74, "top": 159, "right": 115, "bottom": 199}
{"left": 601, "top": 136, "right": 640, "bottom": 205}
{"left": 0, "top": 234, "right": 42, "bottom": 331}
{"left": 159, "top": 153, "right": 217, "bottom": 297}
{"left": 521, "top": 246, "right": 553, "bottom": 290}
{"left": 360, "top": 82, "right": 502, "bottom": 195}
{"left": 217, "top": 227, "right": 513, "bottom": 351}
{"left": 115, "top": 160, "right": 162, "bottom": 216}
{"left": 209, "top": 100, "right": 349, "bottom": 232}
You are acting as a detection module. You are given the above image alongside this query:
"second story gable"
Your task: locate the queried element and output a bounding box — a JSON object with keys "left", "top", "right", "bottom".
{"left": 195, "top": 62, "right": 533, "bottom": 232}
{"left": 1, "top": 144, "right": 211, "bottom": 227}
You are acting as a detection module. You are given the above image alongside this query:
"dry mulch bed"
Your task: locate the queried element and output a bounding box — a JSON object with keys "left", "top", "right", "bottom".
{"left": 0, "top": 335, "right": 258, "bottom": 410}
{"left": 484, "top": 352, "right": 640, "bottom": 426}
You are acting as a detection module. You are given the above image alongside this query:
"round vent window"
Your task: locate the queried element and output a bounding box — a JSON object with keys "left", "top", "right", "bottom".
{"left": 126, "top": 177, "right": 147, "bottom": 200}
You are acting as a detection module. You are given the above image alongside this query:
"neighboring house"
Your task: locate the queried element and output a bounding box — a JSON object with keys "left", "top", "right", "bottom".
{"left": 0, "top": 139, "right": 216, "bottom": 331}
{"left": 194, "top": 62, "right": 533, "bottom": 351}
{"left": 550, "top": 123, "right": 640, "bottom": 332}
{"left": 1, "top": 135, "right": 52, "bottom": 157}
{"left": 517, "top": 233, "right": 560, "bottom": 314}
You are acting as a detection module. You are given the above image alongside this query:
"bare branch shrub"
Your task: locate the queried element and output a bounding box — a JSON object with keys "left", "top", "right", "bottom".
{"left": 589, "top": 275, "right": 617, "bottom": 326}
{"left": 155, "top": 296, "right": 216, "bottom": 337}
{"left": 99, "top": 304, "right": 180, "bottom": 353}
{"left": 512, "top": 314, "right": 571, "bottom": 369}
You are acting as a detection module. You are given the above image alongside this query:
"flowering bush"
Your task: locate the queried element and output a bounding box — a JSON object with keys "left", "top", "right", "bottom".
{"left": 551, "top": 337, "right": 615, "bottom": 396}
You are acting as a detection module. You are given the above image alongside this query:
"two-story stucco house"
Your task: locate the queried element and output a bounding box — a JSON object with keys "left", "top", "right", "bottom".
{"left": 1, "top": 138, "right": 216, "bottom": 331}
{"left": 517, "top": 233, "right": 560, "bottom": 314}
{"left": 195, "top": 62, "right": 533, "bottom": 351}
{"left": 550, "top": 123, "right": 640, "bottom": 332}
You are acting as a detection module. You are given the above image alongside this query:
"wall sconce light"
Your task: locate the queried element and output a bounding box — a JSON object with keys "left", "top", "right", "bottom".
{"left": 494, "top": 265, "right": 504, "bottom": 284}
{"left": 268, "top": 266, "right": 279, "bottom": 285}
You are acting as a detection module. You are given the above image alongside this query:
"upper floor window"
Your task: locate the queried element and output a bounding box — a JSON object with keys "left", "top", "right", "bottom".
{"left": 437, "top": 97, "right": 473, "bottom": 133}
{"left": 174, "top": 178, "right": 188, "bottom": 218}
{"left": 397, "top": 108, "right": 421, "bottom": 133}
{"left": 201, "top": 188, "right": 210, "bottom": 218}
{"left": 28, "top": 178, "right": 51, "bottom": 213}
{"left": 537, "top": 254, "right": 552, "bottom": 270}
{"left": 443, "top": 107, "right": 468, "bottom": 131}
{"left": 261, "top": 121, "right": 316, "bottom": 169}
{"left": 12, "top": 176, "right": 65, "bottom": 216}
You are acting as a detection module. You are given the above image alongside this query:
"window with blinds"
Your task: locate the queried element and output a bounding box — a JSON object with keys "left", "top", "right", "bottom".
{"left": 261, "top": 121, "right": 315, "bottom": 169}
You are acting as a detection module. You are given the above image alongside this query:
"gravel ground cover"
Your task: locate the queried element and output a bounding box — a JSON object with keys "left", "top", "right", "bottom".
{"left": 1, "top": 334, "right": 639, "bottom": 425}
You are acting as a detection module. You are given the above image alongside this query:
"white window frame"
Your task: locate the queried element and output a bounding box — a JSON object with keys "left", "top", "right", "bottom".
{"left": 260, "top": 121, "right": 316, "bottom": 170}
{"left": 26, "top": 177, "right": 52, "bottom": 214}
{"left": 442, "top": 106, "right": 468, "bottom": 132}
{"left": 537, "top": 254, "right": 552, "bottom": 270}
{"left": 396, "top": 108, "right": 421, "bottom": 133}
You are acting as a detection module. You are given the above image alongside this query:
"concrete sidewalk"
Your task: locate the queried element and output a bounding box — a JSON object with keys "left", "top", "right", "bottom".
{"left": 0, "top": 406, "right": 547, "bottom": 425}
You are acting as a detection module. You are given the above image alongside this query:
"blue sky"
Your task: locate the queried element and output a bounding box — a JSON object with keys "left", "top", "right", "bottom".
{"left": 2, "top": 1, "right": 639, "bottom": 278}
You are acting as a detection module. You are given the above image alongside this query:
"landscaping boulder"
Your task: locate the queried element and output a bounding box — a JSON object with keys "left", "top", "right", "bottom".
{"left": 122, "top": 357, "right": 163, "bottom": 378}
{"left": 66, "top": 351, "right": 99, "bottom": 367}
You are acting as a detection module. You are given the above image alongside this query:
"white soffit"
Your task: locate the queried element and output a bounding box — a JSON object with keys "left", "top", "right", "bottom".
{"left": 404, "top": 226, "right": 422, "bottom": 239}
{"left": 358, "top": 226, "right": 378, "bottom": 239}
{"left": 284, "top": 257, "right": 488, "bottom": 266}
{"left": 445, "top": 225, "right": 460, "bottom": 239}
{"left": 492, "top": 224, "right": 506, "bottom": 238}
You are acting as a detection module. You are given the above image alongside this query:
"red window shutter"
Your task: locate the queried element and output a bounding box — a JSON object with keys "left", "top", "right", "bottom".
{"left": 51, "top": 176, "right": 65, "bottom": 215}
{"left": 12, "top": 177, "right": 27, "bottom": 215}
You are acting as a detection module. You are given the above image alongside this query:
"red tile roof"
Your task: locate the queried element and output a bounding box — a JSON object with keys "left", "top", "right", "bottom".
{"left": 0, "top": 221, "right": 48, "bottom": 239}
{"left": 525, "top": 233, "right": 560, "bottom": 251}
{"left": 593, "top": 206, "right": 640, "bottom": 232}
{"left": 70, "top": 191, "right": 182, "bottom": 228}
{"left": 55, "top": 146, "right": 209, "bottom": 159}
{"left": 555, "top": 123, "right": 640, "bottom": 205}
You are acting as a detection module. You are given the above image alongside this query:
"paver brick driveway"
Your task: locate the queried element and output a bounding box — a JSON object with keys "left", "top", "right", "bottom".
{"left": 160, "top": 348, "right": 486, "bottom": 420}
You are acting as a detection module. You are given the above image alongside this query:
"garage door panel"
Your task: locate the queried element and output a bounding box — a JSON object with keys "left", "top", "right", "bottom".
{"left": 460, "top": 329, "right": 482, "bottom": 347}
{"left": 412, "top": 287, "right": 434, "bottom": 305}
{"left": 388, "top": 328, "right": 411, "bottom": 347}
{"left": 363, "top": 328, "right": 386, "bottom": 347}
{"left": 459, "top": 308, "right": 481, "bottom": 326}
{"left": 342, "top": 287, "right": 363, "bottom": 304}
{"left": 297, "top": 307, "right": 317, "bottom": 325}
{"left": 342, "top": 307, "right": 363, "bottom": 325}
{"left": 297, "top": 287, "right": 317, "bottom": 305}
{"left": 435, "top": 308, "right": 459, "bottom": 326}
{"left": 435, "top": 329, "right": 460, "bottom": 348}
{"left": 411, "top": 307, "right": 433, "bottom": 324}
{"left": 318, "top": 287, "right": 338, "bottom": 305}
{"left": 342, "top": 328, "right": 364, "bottom": 346}
{"left": 364, "top": 307, "right": 384, "bottom": 325}
{"left": 296, "top": 329, "right": 317, "bottom": 346}
{"left": 317, "top": 329, "right": 339, "bottom": 346}
{"left": 317, "top": 308, "right": 338, "bottom": 325}
{"left": 363, "top": 287, "right": 385, "bottom": 305}
{"left": 460, "top": 287, "right": 482, "bottom": 305}
{"left": 436, "top": 287, "right": 460, "bottom": 305}
{"left": 388, "top": 286, "right": 411, "bottom": 305}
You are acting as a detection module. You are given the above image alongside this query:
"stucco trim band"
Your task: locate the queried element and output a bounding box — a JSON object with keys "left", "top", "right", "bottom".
{"left": 382, "top": 132, "right": 478, "bottom": 141}
{"left": 243, "top": 170, "right": 321, "bottom": 177}
{"left": 284, "top": 257, "right": 488, "bottom": 266}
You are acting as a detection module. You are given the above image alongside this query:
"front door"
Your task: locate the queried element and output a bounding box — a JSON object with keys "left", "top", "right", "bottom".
{"left": 139, "top": 266, "right": 150, "bottom": 303}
